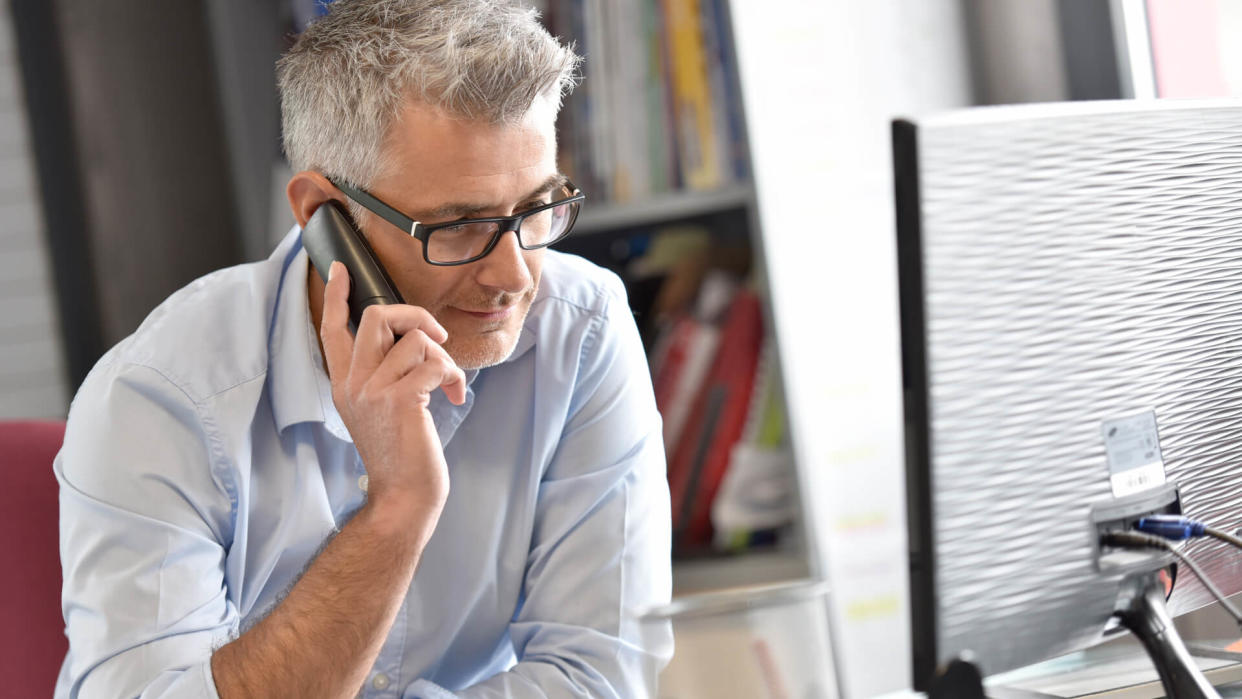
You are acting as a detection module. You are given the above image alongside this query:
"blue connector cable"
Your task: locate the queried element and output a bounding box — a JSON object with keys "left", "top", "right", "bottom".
{"left": 1132, "top": 514, "right": 1242, "bottom": 553}
{"left": 1136, "top": 514, "right": 1207, "bottom": 541}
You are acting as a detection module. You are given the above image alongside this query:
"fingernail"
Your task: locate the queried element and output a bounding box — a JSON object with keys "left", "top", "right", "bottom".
{"left": 328, "top": 261, "right": 339, "bottom": 280}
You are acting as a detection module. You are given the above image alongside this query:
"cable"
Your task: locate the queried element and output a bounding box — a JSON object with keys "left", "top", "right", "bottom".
{"left": 1101, "top": 530, "right": 1242, "bottom": 629}
{"left": 1135, "top": 513, "right": 1242, "bottom": 555}
{"left": 1136, "top": 514, "right": 1205, "bottom": 541}
{"left": 1204, "top": 525, "right": 1242, "bottom": 553}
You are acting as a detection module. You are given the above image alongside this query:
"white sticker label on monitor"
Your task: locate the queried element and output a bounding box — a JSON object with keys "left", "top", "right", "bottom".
{"left": 1101, "top": 410, "right": 1167, "bottom": 498}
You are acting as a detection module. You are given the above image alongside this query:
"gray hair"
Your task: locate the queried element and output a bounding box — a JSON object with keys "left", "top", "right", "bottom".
{"left": 277, "top": 0, "right": 581, "bottom": 188}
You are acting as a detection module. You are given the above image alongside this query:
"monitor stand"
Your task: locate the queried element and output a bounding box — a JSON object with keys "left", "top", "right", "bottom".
{"left": 1114, "top": 575, "right": 1221, "bottom": 699}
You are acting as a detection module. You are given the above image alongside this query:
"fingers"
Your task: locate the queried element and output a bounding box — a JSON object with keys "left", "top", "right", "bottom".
{"left": 320, "top": 261, "right": 354, "bottom": 383}
{"left": 439, "top": 364, "right": 468, "bottom": 406}
{"left": 393, "top": 350, "right": 469, "bottom": 406}
{"left": 369, "top": 330, "right": 469, "bottom": 406}
{"left": 319, "top": 264, "right": 463, "bottom": 405}
{"left": 350, "top": 303, "right": 449, "bottom": 381}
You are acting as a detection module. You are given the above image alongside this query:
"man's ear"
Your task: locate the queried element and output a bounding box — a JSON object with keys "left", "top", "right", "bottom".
{"left": 287, "top": 171, "right": 345, "bottom": 228}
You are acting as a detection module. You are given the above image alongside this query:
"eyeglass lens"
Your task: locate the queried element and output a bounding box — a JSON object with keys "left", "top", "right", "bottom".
{"left": 425, "top": 187, "right": 579, "bottom": 263}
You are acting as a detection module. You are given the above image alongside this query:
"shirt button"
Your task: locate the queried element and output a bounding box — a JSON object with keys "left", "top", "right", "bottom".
{"left": 372, "top": 672, "right": 390, "bottom": 690}
{"left": 358, "top": 474, "right": 369, "bottom": 492}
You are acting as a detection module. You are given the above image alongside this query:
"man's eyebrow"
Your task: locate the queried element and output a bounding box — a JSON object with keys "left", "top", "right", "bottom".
{"left": 424, "top": 173, "right": 569, "bottom": 220}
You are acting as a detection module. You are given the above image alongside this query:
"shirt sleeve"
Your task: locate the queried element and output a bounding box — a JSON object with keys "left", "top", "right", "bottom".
{"left": 56, "top": 360, "right": 237, "bottom": 699}
{"left": 410, "top": 282, "right": 675, "bottom": 698}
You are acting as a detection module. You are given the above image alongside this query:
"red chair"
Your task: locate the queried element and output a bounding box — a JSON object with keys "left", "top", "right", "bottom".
{"left": 0, "top": 420, "right": 68, "bottom": 695}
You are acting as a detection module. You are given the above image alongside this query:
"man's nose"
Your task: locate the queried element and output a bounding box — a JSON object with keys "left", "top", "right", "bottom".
{"left": 475, "top": 231, "right": 533, "bottom": 294}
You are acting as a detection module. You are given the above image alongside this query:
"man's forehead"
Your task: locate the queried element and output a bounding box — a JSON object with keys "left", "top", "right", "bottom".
{"left": 421, "top": 173, "right": 568, "bottom": 219}
{"left": 378, "top": 97, "right": 560, "bottom": 216}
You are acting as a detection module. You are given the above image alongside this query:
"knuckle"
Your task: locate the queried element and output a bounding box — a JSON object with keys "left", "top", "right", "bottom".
{"left": 360, "top": 304, "right": 384, "bottom": 326}
{"left": 356, "top": 385, "right": 381, "bottom": 409}
{"left": 427, "top": 356, "right": 452, "bottom": 376}
{"left": 429, "top": 344, "right": 453, "bottom": 366}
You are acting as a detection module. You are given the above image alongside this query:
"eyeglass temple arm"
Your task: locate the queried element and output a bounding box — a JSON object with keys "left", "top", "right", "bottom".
{"left": 330, "top": 179, "right": 420, "bottom": 236}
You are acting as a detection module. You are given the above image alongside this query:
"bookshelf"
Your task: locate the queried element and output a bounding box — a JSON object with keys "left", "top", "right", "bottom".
{"left": 543, "top": 0, "right": 810, "bottom": 598}
{"left": 672, "top": 549, "right": 810, "bottom": 597}
{"left": 574, "top": 184, "right": 754, "bottom": 236}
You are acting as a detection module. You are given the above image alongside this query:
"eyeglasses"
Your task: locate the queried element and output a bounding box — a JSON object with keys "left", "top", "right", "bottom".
{"left": 330, "top": 177, "right": 585, "bottom": 266}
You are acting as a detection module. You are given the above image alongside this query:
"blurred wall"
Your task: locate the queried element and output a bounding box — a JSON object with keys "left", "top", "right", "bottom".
{"left": 0, "top": 4, "right": 67, "bottom": 418}
{"left": 204, "top": 0, "right": 285, "bottom": 262}
{"left": 728, "top": 0, "right": 974, "bottom": 694}
{"left": 53, "top": 1, "right": 244, "bottom": 347}
{"left": 965, "top": 0, "right": 1122, "bottom": 105}
{"left": 11, "top": 0, "right": 250, "bottom": 396}
{"left": 1225, "top": 0, "right": 1242, "bottom": 95}
{"left": 967, "top": 0, "right": 1069, "bottom": 103}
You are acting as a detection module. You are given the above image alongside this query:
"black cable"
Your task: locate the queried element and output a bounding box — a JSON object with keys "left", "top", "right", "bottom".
{"left": 1102, "top": 530, "right": 1242, "bottom": 629}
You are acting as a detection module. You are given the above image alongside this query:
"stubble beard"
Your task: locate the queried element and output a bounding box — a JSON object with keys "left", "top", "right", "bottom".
{"left": 440, "top": 282, "right": 539, "bottom": 370}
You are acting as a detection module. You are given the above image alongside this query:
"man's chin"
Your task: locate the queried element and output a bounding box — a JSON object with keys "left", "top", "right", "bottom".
{"left": 441, "top": 298, "right": 533, "bottom": 370}
{"left": 446, "top": 329, "right": 522, "bottom": 370}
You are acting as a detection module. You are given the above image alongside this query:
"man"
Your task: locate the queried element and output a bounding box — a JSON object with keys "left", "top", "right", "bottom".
{"left": 54, "top": 1, "right": 673, "bottom": 696}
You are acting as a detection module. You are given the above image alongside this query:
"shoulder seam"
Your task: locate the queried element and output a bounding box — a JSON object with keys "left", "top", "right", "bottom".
{"left": 534, "top": 278, "right": 620, "bottom": 318}
{"left": 109, "top": 359, "right": 244, "bottom": 544}
{"left": 117, "top": 353, "right": 268, "bottom": 404}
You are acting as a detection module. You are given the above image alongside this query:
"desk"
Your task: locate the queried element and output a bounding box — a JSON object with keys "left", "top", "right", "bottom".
{"left": 987, "top": 638, "right": 1242, "bottom": 698}
{"left": 875, "top": 640, "right": 1242, "bottom": 698}
{"left": 875, "top": 595, "right": 1242, "bottom": 698}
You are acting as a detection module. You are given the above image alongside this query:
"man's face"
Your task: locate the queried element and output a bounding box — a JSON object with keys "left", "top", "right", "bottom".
{"left": 356, "top": 97, "right": 559, "bottom": 370}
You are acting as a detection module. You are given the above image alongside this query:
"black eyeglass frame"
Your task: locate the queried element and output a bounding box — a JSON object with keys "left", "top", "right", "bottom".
{"left": 329, "top": 177, "right": 585, "bottom": 266}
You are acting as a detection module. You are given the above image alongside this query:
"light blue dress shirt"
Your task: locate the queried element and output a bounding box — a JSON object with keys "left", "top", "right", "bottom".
{"left": 54, "top": 228, "right": 673, "bottom": 698}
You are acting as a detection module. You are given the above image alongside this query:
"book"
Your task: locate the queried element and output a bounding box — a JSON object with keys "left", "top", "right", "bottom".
{"left": 711, "top": 339, "right": 796, "bottom": 551}
{"left": 653, "top": 316, "right": 722, "bottom": 453}
{"left": 661, "top": 0, "right": 722, "bottom": 191}
{"left": 643, "top": 0, "right": 676, "bottom": 193}
{"left": 606, "top": 0, "right": 652, "bottom": 201}
{"left": 667, "top": 288, "right": 764, "bottom": 549}
{"left": 544, "top": 0, "right": 746, "bottom": 200}
{"left": 703, "top": 0, "right": 749, "bottom": 182}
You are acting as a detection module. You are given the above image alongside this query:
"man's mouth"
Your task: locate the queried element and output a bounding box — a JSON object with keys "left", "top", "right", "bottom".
{"left": 456, "top": 305, "right": 515, "bottom": 322}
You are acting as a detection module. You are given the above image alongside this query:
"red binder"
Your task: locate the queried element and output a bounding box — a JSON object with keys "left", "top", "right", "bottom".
{"left": 666, "top": 289, "right": 764, "bottom": 550}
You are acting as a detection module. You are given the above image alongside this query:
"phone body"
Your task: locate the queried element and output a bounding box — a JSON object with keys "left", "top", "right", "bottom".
{"left": 302, "top": 200, "right": 405, "bottom": 328}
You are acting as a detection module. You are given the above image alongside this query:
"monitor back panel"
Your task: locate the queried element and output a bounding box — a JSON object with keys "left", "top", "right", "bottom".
{"left": 898, "top": 101, "right": 1242, "bottom": 679}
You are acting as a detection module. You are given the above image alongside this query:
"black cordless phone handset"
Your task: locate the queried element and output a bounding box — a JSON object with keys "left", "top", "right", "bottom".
{"left": 302, "top": 200, "right": 405, "bottom": 329}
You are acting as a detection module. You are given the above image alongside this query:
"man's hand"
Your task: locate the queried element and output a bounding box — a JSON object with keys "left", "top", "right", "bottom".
{"left": 320, "top": 260, "right": 467, "bottom": 518}
{"left": 211, "top": 260, "right": 468, "bottom": 698}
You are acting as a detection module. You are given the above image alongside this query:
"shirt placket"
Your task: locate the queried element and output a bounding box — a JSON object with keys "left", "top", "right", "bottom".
{"left": 353, "top": 375, "right": 477, "bottom": 699}
{"left": 363, "top": 593, "right": 408, "bottom": 697}
{"left": 344, "top": 447, "right": 403, "bottom": 698}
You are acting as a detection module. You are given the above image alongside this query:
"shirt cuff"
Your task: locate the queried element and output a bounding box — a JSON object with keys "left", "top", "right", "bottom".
{"left": 198, "top": 657, "right": 222, "bottom": 699}
{"left": 130, "top": 658, "right": 221, "bottom": 698}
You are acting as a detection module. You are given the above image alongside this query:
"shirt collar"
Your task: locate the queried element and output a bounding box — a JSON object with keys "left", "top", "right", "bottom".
{"left": 267, "top": 226, "right": 534, "bottom": 442}
{"left": 267, "top": 228, "right": 329, "bottom": 435}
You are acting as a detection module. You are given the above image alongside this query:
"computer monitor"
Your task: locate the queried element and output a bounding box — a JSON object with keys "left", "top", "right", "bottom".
{"left": 894, "top": 99, "right": 1242, "bottom": 694}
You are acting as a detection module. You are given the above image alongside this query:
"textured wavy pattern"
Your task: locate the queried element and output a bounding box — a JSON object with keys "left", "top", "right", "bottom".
{"left": 915, "top": 103, "right": 1242, "bottom": 675}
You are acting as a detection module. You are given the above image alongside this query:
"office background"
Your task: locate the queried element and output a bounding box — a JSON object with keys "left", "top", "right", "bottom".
{"left": 1, "top": 0, "right": 1241, "bottom": 696}
{"left": 3, "top": 0, "right": 1238, "bottom": 420}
